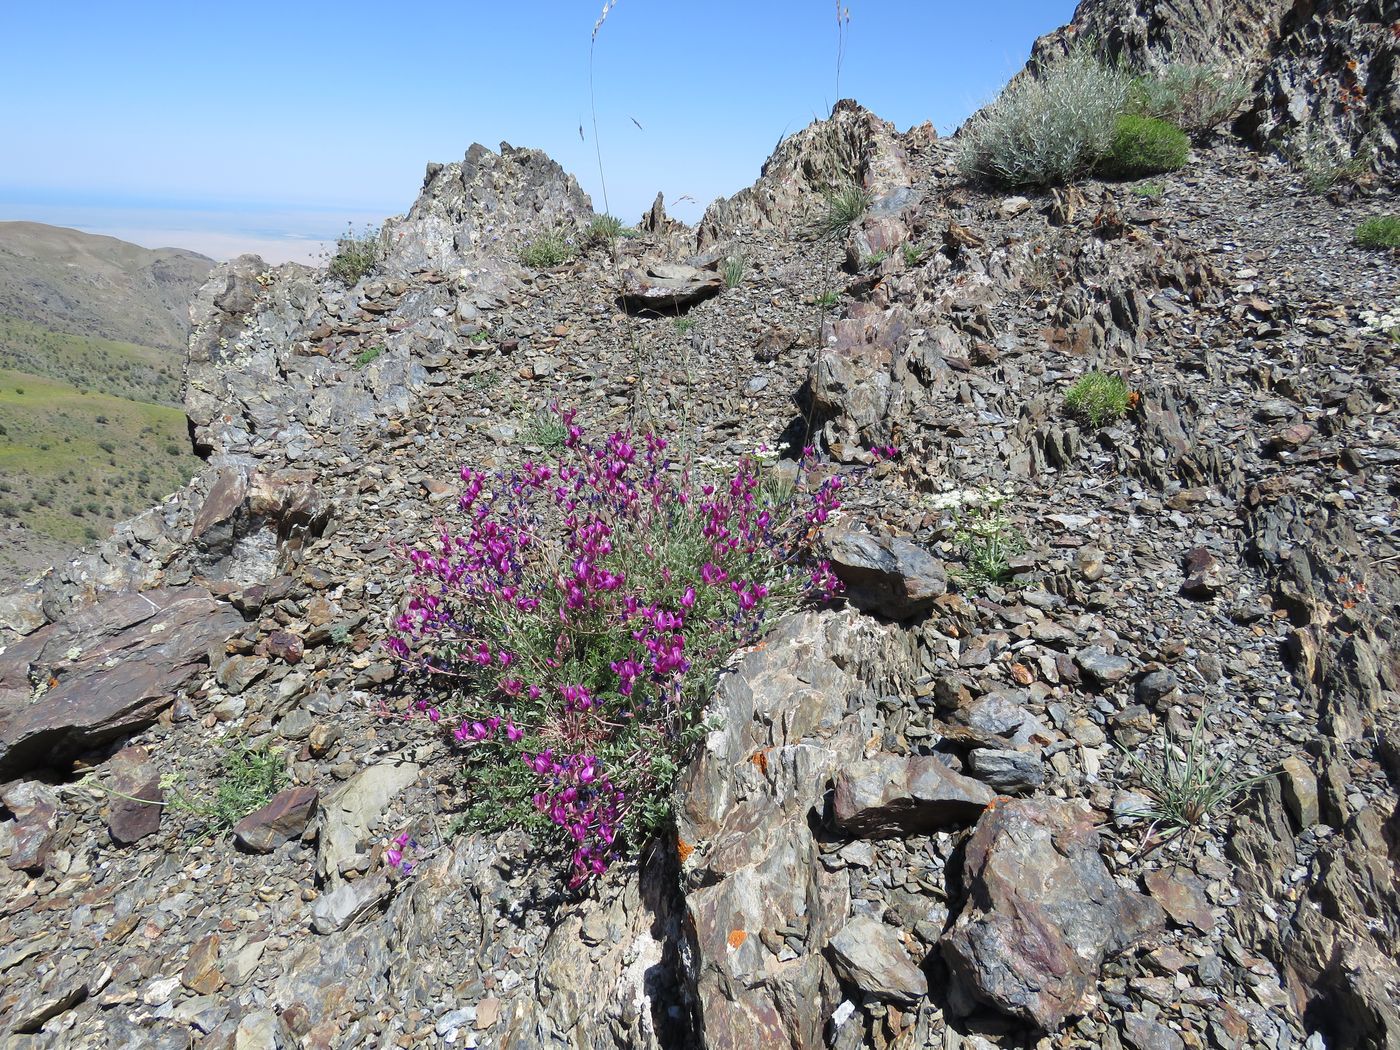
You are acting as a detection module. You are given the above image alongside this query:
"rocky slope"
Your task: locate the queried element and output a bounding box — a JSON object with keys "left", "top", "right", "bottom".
{"left": 0, "top": 9, "right": 1397, "bottom": 1050}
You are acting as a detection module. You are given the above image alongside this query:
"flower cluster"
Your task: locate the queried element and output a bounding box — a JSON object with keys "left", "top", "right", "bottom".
{"left": 389, "top": 411, "right": 841, "bottom": 886}
{"left": 385, "top": 831, "right": 417, "bottom": 874}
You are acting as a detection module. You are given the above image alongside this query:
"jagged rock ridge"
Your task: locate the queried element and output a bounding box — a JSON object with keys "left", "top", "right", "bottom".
{"left": 0, "top": 7, "right": 1397, "bottom": 1050}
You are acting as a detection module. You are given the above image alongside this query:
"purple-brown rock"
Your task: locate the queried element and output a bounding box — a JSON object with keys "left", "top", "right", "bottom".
{"left": 234, "top": 785, "right": 318, "bottom": 854}
{"left": 107, "top": 745, "right": 163, "bottom": 846}
{"left": 2, "top": 780, "right": 59, "bottom": 871}
{"left": 941, "top": 798, "right": 1164, "bottom": 1030}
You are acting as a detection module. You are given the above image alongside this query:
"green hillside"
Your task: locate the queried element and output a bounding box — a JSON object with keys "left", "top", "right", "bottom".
{"left": 0, "top": 314, "right": 183, "bottom": 405}
{"left": 0, "top": 366, "right": 199, "bottom": 546}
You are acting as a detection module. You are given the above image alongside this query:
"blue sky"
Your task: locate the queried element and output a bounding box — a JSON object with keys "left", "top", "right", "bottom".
{"left": 0, "top": 1, "right": 1076, "bottom": 261}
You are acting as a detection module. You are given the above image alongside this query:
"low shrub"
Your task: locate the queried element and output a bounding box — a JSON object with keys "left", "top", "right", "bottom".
{"left": 1129, "top": 63, "right": 1250, "bottom": 135}
{"left": 1065, "top": 371, "right": 1131, "bottom": 426}
{"left": 1098, "top": 115, "right": 1189, "bottom": 178}
{"left": 328, "top": 224, "right": 381, "bottom": 286}
{"left": 389, "top": 413, "right": 843, "bottom": 886}
{"left": 354, "top": 345, "right": 384, "bottom": 369}
{"left": 519, "top": 229, "right": 577, "bottom": 268}
{"left": 1355, "top": 215, "right": 1400, "bottom": 249}
{"left": 958, "top": 47, "right": 1131, "bottom": 188}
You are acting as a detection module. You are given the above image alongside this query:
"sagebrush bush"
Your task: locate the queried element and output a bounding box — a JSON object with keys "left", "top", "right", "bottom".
{"left": 1354, "top": 215, "right": 1400, "bottom": 249}
{"left": 389, "top": 414, "right": 844, "bottom": 886}
{"left": 1065, "top": 371, "right": 1131, "bottom": 426}
{"left": 1098, "top": 115, "right": 1190, "bottom": 178}
{"left": 519, "top": 229, "right": 577, "bottom": 268}
{"left": 958, "top": 48, "right": 1131, "bottom": 188}
{"left": 328, "top": 224, "right": 381, "bottom": 285}
{"left": 1129, "top": 64, "right": 1250, "bottom": 135}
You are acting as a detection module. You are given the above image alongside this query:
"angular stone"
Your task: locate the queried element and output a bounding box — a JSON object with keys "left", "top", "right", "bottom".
{"left": 310, "top": 876, "right": 391, "bottom": 935}
{"left": 825, "top": 524, "right": 946, "bottom": 620}
{"left": 1278, "top": 754, "right": 1320, "bottom": 830}
{"left": 0, "top": 589, "right": 46, "bottom": 636}
{"left": 941, "top": 798, "right": 1164, "bottom": 1029}
{"left": 1143, "top": 868, "right": 1215, "bottom": 933}
{"left": 620, "top": 262, "right": 723, "bottom": 313}
{"left": 2, "top": 779, "right": 59, "bottom": 871}
{"left": 833, "top": 753, "right": 994, "bottom": 838}
{"left": 1074, "top": 645, "right": 1134, "bottom": 689}
{"left": 234, "top": 786, "right": 319, "bottom": 854}
{"left": 827, "top": 915, "right": 928, "bottom": 1005}
{"left": 1181, "top": 546, "right": 1228, "bottom": 599}
{"left": 182, "top": 932, "right": 225, "bottom": 995}
{"left": 967, "top": 748, "right": 1045, "bottom": 794}
{"left": 315, "top": 761, "right": 419, "bottom": 886}
{"left": 1124, "top": 1012, "right": 1185, "bottom": 1050}
{"left": 107, "top": 745, "right": 163, "bottom": 846}
{"left": 0, "top": 587, "right": 243, "bottom": 779}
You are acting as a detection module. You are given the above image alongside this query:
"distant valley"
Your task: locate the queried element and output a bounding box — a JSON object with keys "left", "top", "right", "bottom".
{"left": 0, "top": 222, "right": 212, "bottom": 583}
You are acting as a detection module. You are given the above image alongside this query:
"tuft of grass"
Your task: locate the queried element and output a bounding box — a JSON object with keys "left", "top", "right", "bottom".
{"left": 327, "top": 224, "right": 381, "bottom": 286}
{"left": 820, "top": 182, "right": 872, "bottom": 240}
{"left": 1289, "top": 123, "right": 1374, "bottom": 193}
{"left": 1355, "top": 215, "right": 1400, "bottom": 249}
{"left": 1064, "top": 371, "right": 1131, "bottom": 427}
{"left": 1130, "top": 181, "right": 1165, "bottom": 199}
{"left": 862, "top": 250, "right": 889, "bottom": 270}
{"left": 902, "top": 243, "right": 925, "bottom": 267}
{"left": 519, "top": 229, "right": 577, "bottom": 269}
{"left": 815, "top": 289, "right": 841, "bottom": 308}
{"left": 1097, "top": 115, "right": 1190, "bottom": 178}
{"left": 522, "top": 406, "right": 569, "bottom": 451}
{"left": 1129, "top": 64, "right": 1250, "bottom": 136}
{"left": 583, "top": 214, "right": 627, "bottom": 246}
{"left": 722, "top": 253, "right": 746, "bottom": 289}
{"left": 353, "top": 345, "right": 385, "bottom": 369}
{"left": 1116, "top": 709, "right": 1273, "bottom": 849}
{"left": 958, "top": 46, "right": 1131, "bottom": 188}
{"left": 673, "top": 316, "right": 696, "bottom": 335}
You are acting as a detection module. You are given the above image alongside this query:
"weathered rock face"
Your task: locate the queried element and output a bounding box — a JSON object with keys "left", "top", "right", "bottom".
{"left": 698, "top": 100, "right": 915, "bottom": 248}
{"left": 832, "top": 753, "right": 993, "bottom": 837}
{"left": 674, "top": 610, "right": 917, "bottom": 1049}
{"left": 1027, "top": 0, "right": 1289, "bottom": 74}
{"left": 0, "top": 587, "right": 242, "bottom": 778}
{"left": 941, "top": 799, "right": 1164, "bottom": 1030}
{"left": 382, "top": 142, "right": 593, "bottom": 274}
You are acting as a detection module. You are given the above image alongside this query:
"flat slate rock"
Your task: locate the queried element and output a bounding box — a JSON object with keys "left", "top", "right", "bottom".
{"left": 0, "top": 587, "right": 244, "bottom": 778}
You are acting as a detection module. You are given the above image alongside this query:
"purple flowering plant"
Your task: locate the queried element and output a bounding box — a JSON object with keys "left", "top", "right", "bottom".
{"left": 388, "top": 409, "right": 843, "bottom": 886}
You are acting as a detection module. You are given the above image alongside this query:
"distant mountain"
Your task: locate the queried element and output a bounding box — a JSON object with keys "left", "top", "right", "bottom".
{"left": 0, "top": 221, "right": 213, "bottom": 351}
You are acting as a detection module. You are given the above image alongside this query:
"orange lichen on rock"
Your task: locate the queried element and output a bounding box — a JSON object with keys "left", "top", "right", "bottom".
{"left": 727, "top": 929, "right": 747, "bottom": 950}
{"left": 676, "top": 836, "right": 695, "bottom": 863}
{"left": 749, "top": 748, "right": 770, "bottom": 776}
